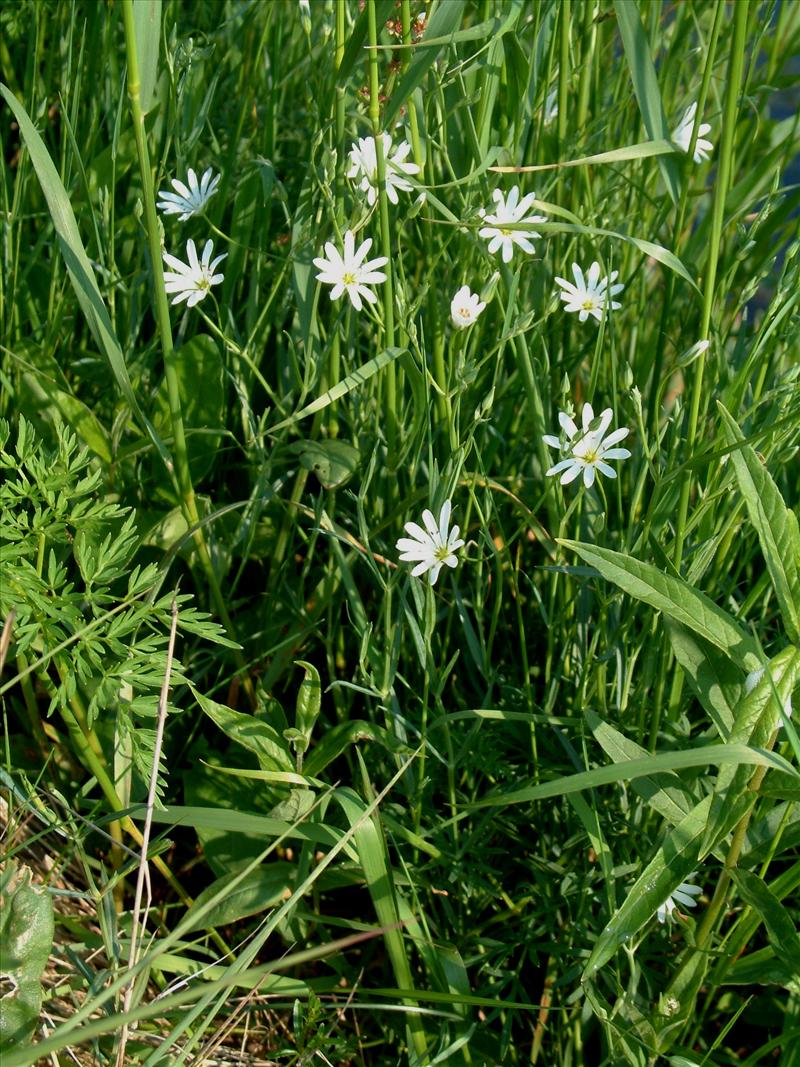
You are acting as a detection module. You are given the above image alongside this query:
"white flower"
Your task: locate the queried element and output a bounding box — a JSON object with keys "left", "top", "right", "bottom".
{"left": 657, "top": 875, "right": 702, "bottom": 924}
{"left": 543, "top": 402, "right": 631, "bottom": 489}
{"left": 396, "top": 500, "right": 465, "bottom": 586}
{"left": 744, "top": 668, "right": 793, "bottom": 723}
{"left": 478, "top": 186, "right": 546, "bottom": 263}
{"left": 157, "top": 167, "right": 220, "bottom": 221}
{"left": 298, "top": 0, "right": 311, "bottom": 17}
{"left": 450, "top": 285, "right": 486, "bottom": 329}
{"left": 672, "top": 103, "right": 713, "bottom": 163}
{"left": 162, "top": 238, "right": 226, "bottom": 307}
{"left": 554, "top": 262, "right": 624, "bottom": 323}
{"left": 346, "top": 133, "right": 420, "bottom": 206}
{"left": 312, "top": 230, "right": 388, "bottom": 311}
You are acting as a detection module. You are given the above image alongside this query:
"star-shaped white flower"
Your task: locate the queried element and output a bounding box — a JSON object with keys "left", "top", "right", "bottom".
{"left": 543, "top": 402, "right": 631, "bottom": 489}
{"left": 157, "top": 167, "right": 221, "bottom": 221}
{"left": 162, "top": 238, "right": 226, "bottom": 307}
{"left": 396, "top": 500, "right": 465, "bottom": 586}
{"left": 657, "top": 875, "right": 702, "bottom": 924}
{"left": 554, "top": 262, "right": 625, "bottom": 323}
{"left": 313, "top": 230, "right": 388, "bottom": 311}
{"left": 450, "top": 285, "right": 486, "bottom": 329}
{"left": 478, "top": 186, "right": 546, "bottom": 263}
{"left": 346, "top": 133, "right": 421, "bottom": 206}
{"left": 672, "top": 103, "right": 713, "bottom": 163}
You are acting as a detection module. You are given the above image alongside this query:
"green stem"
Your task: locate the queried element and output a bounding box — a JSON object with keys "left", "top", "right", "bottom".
{"left": 121, "top": 1, "right": 254, "bottom": 707}
{"left": 648, "top": 0, "right": 724, "bottom": 429}
{"left": 673, "top": 0, "right": 748, "bottom": 569}
{"left": 367, "top": 0, "right": 397, "bottom": 455}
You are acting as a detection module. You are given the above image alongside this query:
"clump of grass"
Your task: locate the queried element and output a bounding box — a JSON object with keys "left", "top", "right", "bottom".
{"left": 1, "top": 1, "right": 799, "bottom": 1064}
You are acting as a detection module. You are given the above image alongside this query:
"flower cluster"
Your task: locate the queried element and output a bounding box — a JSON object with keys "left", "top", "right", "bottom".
{"left": 157, "top": 166, "right": 225, "bottom": 308}
{"left": 346, "top": 133, "right": 420, "bottom": 207}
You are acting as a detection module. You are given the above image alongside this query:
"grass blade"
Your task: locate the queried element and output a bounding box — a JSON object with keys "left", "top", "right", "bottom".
{"left": 0, "top": 82, "right": 169, "bottom": 468}
{"left": 613, "top": 0, "right": 681, "bottom": 204}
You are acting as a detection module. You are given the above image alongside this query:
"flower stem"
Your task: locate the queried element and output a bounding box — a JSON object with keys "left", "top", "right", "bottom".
{"left": 673, "top": 0, "right": 748, "bottom": 569}
{"left": 122, "top": 0, "right": 254, "bottom": 707}
{"left": 367, "top": 0, "right": 398, "bottom": 455}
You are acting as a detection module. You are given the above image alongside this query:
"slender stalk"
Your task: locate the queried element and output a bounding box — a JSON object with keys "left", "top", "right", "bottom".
{"left": 327, "top": 0, "right": 348, "bottom": 438}
{"left": 116, "top": 596, "right": 179, "bottom": 1067}
{"left": 673, "top": 0, "right": 748, "bottom": 568}
{"left": 121, "top": 0, "right": 255, "bottom": 708}
{"left": 648, "top": 0, "right": 724, "bottom": 429}
{"left": 367, "top": 0, "right": 397, "bottom": 454}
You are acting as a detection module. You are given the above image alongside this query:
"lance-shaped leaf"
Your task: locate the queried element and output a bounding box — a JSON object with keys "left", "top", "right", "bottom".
{"left": 559, "top": 541, "right": 761, "bottom": 670}
{"left": 702, "top": 645, "right": 800, "bottom": 854}
{"left": 718, "top": 402, "right": 800, "bottom": 645}
{"left": 584, "top": 797, "right": 712, "bottom": 977}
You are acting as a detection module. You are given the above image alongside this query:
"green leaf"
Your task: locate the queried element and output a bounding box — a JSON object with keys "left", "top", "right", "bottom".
{"left": 722, "top": 945, "right": 794, "bottom": 987}
{"left": 132, "top": 0, "right": 162, "bottom": 113}
{"left": 303, "top": 720, "right": 411, "bottom": 779}
{"left": 288, "top": 439, "right": 359, "bottom": 490}
{"left": 613, "top": 0, "right": 681, "bottom": 204}
{"left": 718, "top": 402, "right": 800, "bottom": 644}
{"left": 491, "top": 138, "right": 678, "bottom": 172}
{"left": 583, "top": 797, "right": 712, "bottom": 977}
{"left": 731, "top": 869, "right": 800, "bottom": 978}
{"left": 665, "top": 621, "right": 741, "bottom": 739}
{"left": 703, "top": 646, "right": 800, "bottom": 853}
{"left": 559, "top": 540, "right": 761, "bottom": 669}
{"left": 181, "top": 864, "right": 293, "bottom": 933}
{"left": 293, "top": 660, "right": 321, "bottom": 750}
{"left": 0, "top": 83, "right": 170, "bottom": 469}
{"left": 335, "top": 783, "right": 429, "bottom": 1060}
{"left": 587, "top": 710, "right": 694, "bottom": 825}
{"left": 0, "top": 864, "right": 54, "bottom": 1052}
{"left": 192, "top": 687, "right": 293, "bottom": 773}
{"left": 151, "top": 804, "right": 349, "bottom": 855}
{"left": 471, "top": 744, "right": 795, "bottom": 809}
{"left": 269, "top": 348, "right": 406, "bottom": 433}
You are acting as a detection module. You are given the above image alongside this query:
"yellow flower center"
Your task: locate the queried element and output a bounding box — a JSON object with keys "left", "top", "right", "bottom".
{"left": 582, "top": 297, "right": 597, "bottom": 310}
{"left": 343, "top": 271, "right": 357, "bottom": 285}
{"left": 434, "top": 544, "right": 452, "bottom": 562}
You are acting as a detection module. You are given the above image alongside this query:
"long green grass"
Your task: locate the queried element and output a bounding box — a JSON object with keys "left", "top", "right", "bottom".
{"left": 1, "top": 0, "right": 799, "bottom": 1063}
